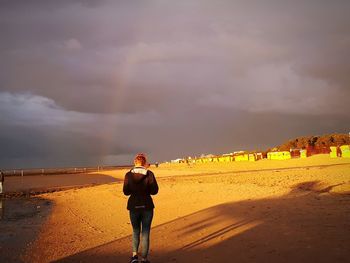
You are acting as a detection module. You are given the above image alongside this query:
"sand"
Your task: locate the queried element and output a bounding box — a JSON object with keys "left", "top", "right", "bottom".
{"left": 0, "top": 197, "right": 52, "bottom": 262}
{"left": 4, "top": 173, "right": 120, "bottom": 195}
{"left": 9, "top": 155, "right": 350, "bottom": 262}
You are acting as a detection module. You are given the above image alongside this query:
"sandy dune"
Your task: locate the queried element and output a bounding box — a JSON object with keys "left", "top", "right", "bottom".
{"left": 19, "top": 155, "right": 350, "bottom": 262}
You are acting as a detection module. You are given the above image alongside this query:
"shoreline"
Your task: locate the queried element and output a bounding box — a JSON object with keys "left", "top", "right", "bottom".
{"left": 1, "top": 173, "right": 122, "bottom": 198}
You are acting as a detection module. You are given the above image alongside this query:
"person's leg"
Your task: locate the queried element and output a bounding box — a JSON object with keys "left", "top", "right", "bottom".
{"left": 140, "top": 209, "right": 154, "bottom": 260}
{"left": 0, "top": 182, "right": 2, "bottom": 194}
{"left": 129, "top": 210, "right": 142, "bottom": 256}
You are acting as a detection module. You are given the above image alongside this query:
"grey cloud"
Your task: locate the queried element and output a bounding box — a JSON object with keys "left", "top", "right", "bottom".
{"left": 1, "top": 1, "right": 349, "bottom": 168}
{"left": 0, "top": 93, "right": 140, "bottom": 168}
{"left": 1, "top": 92, "right": 349, "bottom": 169}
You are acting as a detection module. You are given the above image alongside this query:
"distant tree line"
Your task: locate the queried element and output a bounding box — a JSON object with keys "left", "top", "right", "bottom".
{"left": 273, "top": 133, "right": 350, "bottom": 151}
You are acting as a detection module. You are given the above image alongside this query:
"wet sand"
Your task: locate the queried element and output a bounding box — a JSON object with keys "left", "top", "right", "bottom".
{"left": 4, "top": 173, "right": 120, "bottom": 196}
{"left": 3, "top": 155, "right": 350, "bottom": 263}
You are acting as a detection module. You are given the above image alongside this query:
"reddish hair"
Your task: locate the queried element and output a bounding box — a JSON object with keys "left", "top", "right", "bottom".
{"left": 134, "top": 153, "right": 147, "bottom": 166}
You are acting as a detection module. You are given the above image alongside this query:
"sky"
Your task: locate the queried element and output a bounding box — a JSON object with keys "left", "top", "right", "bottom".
{"left": 1, "top": 0, "right": 349, "bottom": 168}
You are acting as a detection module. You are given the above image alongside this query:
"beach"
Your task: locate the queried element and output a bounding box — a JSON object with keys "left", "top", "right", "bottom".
{"left": 3, "top": 1, "right": 350, "bottom": 262}
{"left": 2, "top": 155, "right": 350, "bottom": 262}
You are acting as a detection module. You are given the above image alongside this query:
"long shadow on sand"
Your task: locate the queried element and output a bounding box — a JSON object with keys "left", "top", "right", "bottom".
{"left": 0, "top": 196, "right": 53, "bottom": 263}
{"left": 56, "top": 181, "right": 350, "bottom": 263}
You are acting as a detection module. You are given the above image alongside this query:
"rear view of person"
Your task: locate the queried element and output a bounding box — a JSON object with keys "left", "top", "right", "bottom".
{"left": 123, "top": 154, "right": 159, "bottom": 263}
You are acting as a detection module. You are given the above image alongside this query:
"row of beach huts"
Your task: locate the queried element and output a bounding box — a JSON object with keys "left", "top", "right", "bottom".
{"left": 170, "top": 145, "right": 350, "bottom": 164}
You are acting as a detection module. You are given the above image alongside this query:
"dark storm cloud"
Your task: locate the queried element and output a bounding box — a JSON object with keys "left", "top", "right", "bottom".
{"left": 0, "top": 92, "right": 138, "bottom": 168}
{"left": 1, "top": 0, "right": 349, "bottom": 168}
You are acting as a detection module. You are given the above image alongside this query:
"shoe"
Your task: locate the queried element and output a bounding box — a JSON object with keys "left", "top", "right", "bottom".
{"left": 130, "top": 255, "right": 138, "bottom": 263}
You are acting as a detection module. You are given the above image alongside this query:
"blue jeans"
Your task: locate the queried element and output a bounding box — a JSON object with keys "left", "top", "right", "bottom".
{"left": 129, "top": 209, "right": 154, "bottom": 258}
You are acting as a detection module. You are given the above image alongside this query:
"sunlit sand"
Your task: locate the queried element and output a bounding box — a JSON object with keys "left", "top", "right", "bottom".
{"left": 9, "top": 155, "right": 350, "bottom": 262}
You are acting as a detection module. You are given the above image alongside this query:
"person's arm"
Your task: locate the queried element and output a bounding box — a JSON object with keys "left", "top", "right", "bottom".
{"left": 148, "top": 171, "right": 159, "bottom": 195}
{"left": 123, "top": 172, "right": 131, "bottom": 196}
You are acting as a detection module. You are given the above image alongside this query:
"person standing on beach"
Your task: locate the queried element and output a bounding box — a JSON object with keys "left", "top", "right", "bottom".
{"left": 123, "top": 153, "right": 159, "bottom": 263}
{"left": 0, "top": 170, "right": 4, "bottom": 194}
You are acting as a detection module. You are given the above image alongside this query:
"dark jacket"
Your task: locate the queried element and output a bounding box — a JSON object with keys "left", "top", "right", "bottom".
{"left": 123, "top": 166, "right": 158, "bottom": 211}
